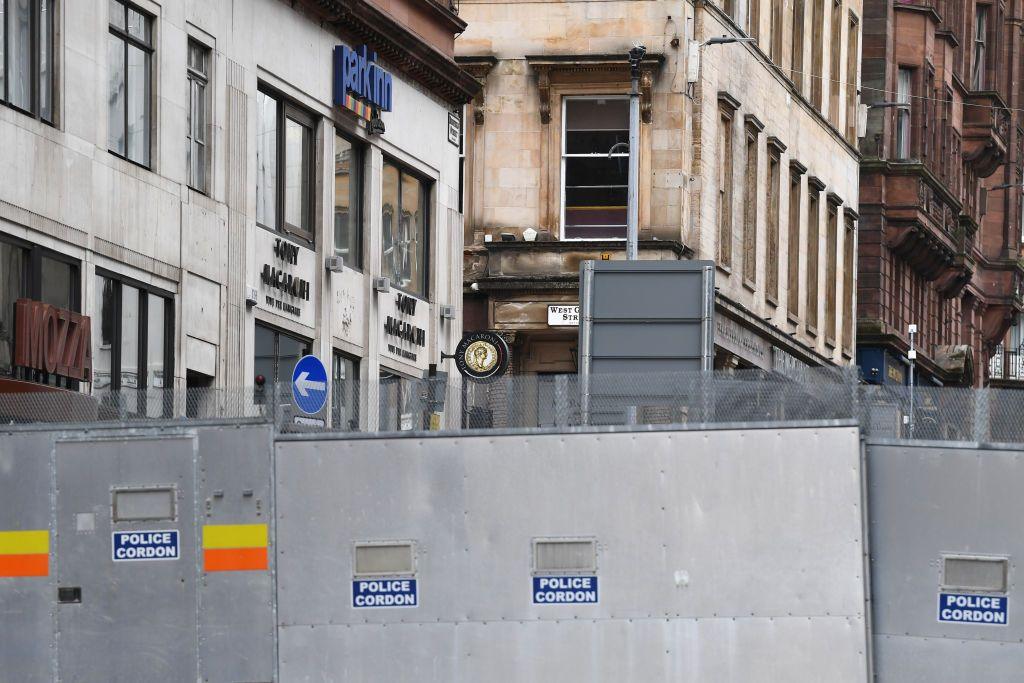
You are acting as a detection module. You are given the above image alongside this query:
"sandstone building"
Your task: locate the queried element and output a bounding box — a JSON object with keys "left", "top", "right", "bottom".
{"left": 458, "top": 0, "right": 862, "bottom": 386}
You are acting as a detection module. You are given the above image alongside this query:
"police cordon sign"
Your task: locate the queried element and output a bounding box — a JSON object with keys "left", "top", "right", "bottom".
{"left": 938, "top": 592, "right": 1008, "bottom": 625}
{"left": 533, "top": 576, "right": 598, "bottom": 604}
{"left": 112, "top": 530, "right": 179, "bottom": 562}
{"left": 352, "top": 578, "right": 418, "bottom": 608}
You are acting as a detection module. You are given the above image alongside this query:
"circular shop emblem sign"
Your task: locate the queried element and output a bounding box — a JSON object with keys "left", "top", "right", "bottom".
{"left": 454, "top": 332, "right": 509, "bottom": 381}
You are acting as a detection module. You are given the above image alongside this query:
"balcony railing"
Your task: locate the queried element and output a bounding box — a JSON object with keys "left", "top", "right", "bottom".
{"left": 989, "top": 344, "right": 1024, "bottom": 381}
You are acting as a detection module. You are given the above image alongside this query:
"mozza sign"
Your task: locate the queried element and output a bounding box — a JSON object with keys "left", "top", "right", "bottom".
{"left": 333, "top": 44, "right": 393, "bottom": 112}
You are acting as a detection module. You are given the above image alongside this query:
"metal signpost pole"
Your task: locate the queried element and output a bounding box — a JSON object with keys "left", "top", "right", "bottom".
{"left": 626, "top": 45, "right": 645, "bottom": 261}
{"left": 908, "top": 324, "right": 917, "bottom": 439}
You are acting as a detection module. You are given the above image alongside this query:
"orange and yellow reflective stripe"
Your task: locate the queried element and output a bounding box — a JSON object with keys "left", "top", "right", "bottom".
{"left": 202, "top": 524, "right": 268, "bottom": 572}
{"left": 0, "top": 530, "right": 49, "bottom": 577}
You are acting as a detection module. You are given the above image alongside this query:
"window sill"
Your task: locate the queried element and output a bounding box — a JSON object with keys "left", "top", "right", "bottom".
{"left": 716, "top": 263, "right": 732, "bottom": 276}
{"left": 787, "top": 311, "right": 800, "bottom": 326}
{"left": 742, "top": 278, "right": 757, "bottom": 293}
{"left": 806, "top": 324, "right": 818, "bottom": 338}
{"left": 108, "top": 149, "right": 152, "bottom": 172}
{"left": 765, "top": 293, "right": 778, "bottom": 308}
{"left": 825, "top": 337, "right": 836, "bottom": 351}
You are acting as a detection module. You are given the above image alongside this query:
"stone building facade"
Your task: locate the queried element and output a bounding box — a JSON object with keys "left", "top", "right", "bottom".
{"left": 857, "top": 0, "right": 1024, "bottom": 388}
{"left": 0, "top": 0, "right": 475, "bottom": 427}
{"left": 458, "top": 0, "right": 862, "bottom": 378}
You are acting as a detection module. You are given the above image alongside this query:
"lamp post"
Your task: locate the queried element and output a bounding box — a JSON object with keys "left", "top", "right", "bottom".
{"left": 626, "top": 44, "right": 646, "bottom": 261}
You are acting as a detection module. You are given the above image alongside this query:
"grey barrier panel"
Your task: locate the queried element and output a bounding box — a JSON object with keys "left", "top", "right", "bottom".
{"left": 276, "top": 424, "right": 869, "bottom": 682}
{"left": 0, "top": 430, "right": 56, "bottom": 683}
{"left": 868, "top": 441, "right": 1024, "bottom": 682}
{"left": 197, "top": 424, "right": 275, "bottom": 683}
{"left": 0, "top": 424, "right": 275, "bottom": 683}
{"left": 55, "top": 433, "right": 199, "bottom": 682}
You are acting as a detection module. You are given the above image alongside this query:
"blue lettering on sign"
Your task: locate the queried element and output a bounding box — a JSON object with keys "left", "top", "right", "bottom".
{"left": 112, "top": 530, "right": 180, "bottom": 562}
{"left": 333, "top": 45, "right": 393, "bottom": 112}
{"left": 352, "top": 578, "right": 418, "bottom": 608}
{"left": 533, "top": 575, "right": 599, "bottom": 604}
{"left": 938, "top": 593, "right": 1008, "bottom": 625}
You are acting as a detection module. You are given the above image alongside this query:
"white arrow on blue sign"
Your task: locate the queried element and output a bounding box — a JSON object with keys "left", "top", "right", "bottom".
{"left": 291, "top": 355, "right": 329, "bottom": 415}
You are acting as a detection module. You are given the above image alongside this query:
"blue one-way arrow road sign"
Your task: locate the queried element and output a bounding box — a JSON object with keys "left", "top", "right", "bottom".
{"left": 291, "top": 355, "right": 328, "bottom": 415}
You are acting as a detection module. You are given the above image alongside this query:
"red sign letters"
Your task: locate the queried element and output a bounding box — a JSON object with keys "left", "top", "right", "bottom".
{"left": 13, "top": 299, "right": 92, "bottom": 382}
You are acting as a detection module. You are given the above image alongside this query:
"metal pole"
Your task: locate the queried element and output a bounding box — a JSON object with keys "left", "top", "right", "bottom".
{"left": 626, "top": 45, "right": 645, "bottom": 261}
{"left": 908, "top": 324, "right": 917, "bottom": 439}
{"left": 579, "top": 261, "right": 594, "bottom": 425}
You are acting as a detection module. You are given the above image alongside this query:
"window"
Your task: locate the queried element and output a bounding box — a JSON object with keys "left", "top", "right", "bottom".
{"left": 332, "top": 350, "right": 360, "bottom": 431}
{"left": 561, "top": 97, "right": 629, "bottom": 239}
{"left": 187, "top": 39, "right": 211, "bottom": 193}
{"left": 895, "top": 67, "right": 912, "bottom": 159}
{"left": 766, "top": 145, "right": 782, "bottom": 303}
{"left": 0, "top": 236, "right": 80, "bottom": 387}
{"left": 806, "top": 182, "right": 822, "bottom": 331}
{"left": 770, "top": 0, "right": 783, "bottom": 64}
{"left": 826, "top": 198, "right": 839, "bottom": 344}
{"left": 846, "top": 13, "right": 860, "bottom": 143}
{"left": 718, "top": 105, "right": 735, "bottom": 267}
{"left": 810, "top": 0, "right": 825, "bottom": 109}
{"left": 791, "top": 0, "right": 805, "bottom": 89}
{"left": 747, "top": 0, "right": 760, "bottom": 41}
{"left": 256, "top": 87, "right": 316, "bottom": 241}
{"left": 742, "top": 123, "right": 759, "bottom": 284}
{"left": 787, "top": 169, "right": 802, "bottom": 314}
{"left": 828, "top": 0, "right": 842, "bottom": 126}
{"left": 843, "top": 210, "right": 855, "bottom": 351}
{"left": 0, "top": 0, "right": 54, "bottom": 121}
{"left": 382, "top": 160, "right": 430, "bottom": 297}
{"left": 973, "top": 6, "right": 988, "bottom": 90}
{"left": 379, "top": 370, "right": 421, "bottom": 431}
{"left": 253, "top": 323, "right": 310, "bottom": 402}
{"left": 458, "top": 106, "right": 466, "bottom": 213}
{"left": 108, "top": 0, "right": 153, "bottom": 166}
{"left": 92, "top": 271, "right": 173, "bottom": 416}
{"left": 334, "top": 132, "right": 363, "bottom": 267}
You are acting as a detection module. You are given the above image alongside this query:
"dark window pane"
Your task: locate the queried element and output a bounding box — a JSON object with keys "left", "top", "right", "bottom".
{"left": 40, "top": 257, "right": 74, "bottom": 310}
{"left": 276, "top": 332, "right": 308, "bottom": 384}
{"left": 40, "top": 0, "right": 53, "bottom": 121}
{"left": 0, "top": 242, "right": 27, "bottom": 376}
{"left": 332, "top": 352, "right": 360, "bottom": 430}
{"left": 92, "top": 276, "right": 115, "bottom": 390}
{"left": 565, "top": 130, "right": 629, "bottom": 155}
{"left": 400, "top": 172, "right": 426, "bottom": 296}
{"left": 127, "top": 7, "right": 149, "bottom": 43}
{"left": 564, "top": 156, "right": 628, "bottom": 187}
{"left": 381, "top": 162, "right": 400, "bottom": 286}
{"left": 147, "top": 293, "right": 165, "bottom": 390}
{"left": 109, "top": 0, "right": 125, "bottom": 30}
{"left": 256, "top": 91, "right": 277, "bottom": 227}
{"left": 107, "top": 34, "right": 126, "bottom": 155}
{"left": 8, "top": 0, "right": 33, "bottom": 111}
{"left": 253, "top": 324, "right": 275, "bottom": 389}
{"left": 126, "top": 44, "right": 149, "bottom": 165}
{"left": 565, "top": 98, "right": 629, "bottom": 132}
{"left": 334, "top": 134, "right": 361, "bottom": 265}
{"left": 284, "top": 116, "right": 311, "bottom": 231}
{"left": 120, "top": 285, "right": 140, "bottom": 390}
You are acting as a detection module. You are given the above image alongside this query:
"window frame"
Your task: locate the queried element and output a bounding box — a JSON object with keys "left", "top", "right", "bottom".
{"left": 333, "top": 128, "right": 365, "bottom": 269}
{"left": 559, "top": 94, "right": 630, "bottom": 241}
{"left": 107, "top": 0, "right": 154, "bottom": 168}
{"left": 380, "top": 157, "right": 432, "bottom": 298}
{"left": 332, "top": 349, "right": 361, "bottom": 431}
{"left": 895, "top": 66, "right": 913, "bottom": 160}
{"left": 186, "top": 37, "right": 211, "bottom": 194}
{"left": 973, "top": 5, "right": 989, "bottom": 90}
{"left": 255, "top": 84, "right": 318, "bottom": 245}
{"left": 253, "top": 321, "right": 311, "bottom": 399}
{"left": 93, "top": 267, "right": 175, "bottom": 396}
{"left": 1, "top": 0, "right": 55, "bottom": 123}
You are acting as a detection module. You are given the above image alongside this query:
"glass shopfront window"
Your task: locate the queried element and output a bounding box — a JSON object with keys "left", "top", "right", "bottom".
{"left": 253, "top": 322, "right": 310, "bottom": 403}
{"left": 0, "top": 235, "right": 80, "bottom": 387}
{"left": 332, "top": 350, "right": 360, "bottom": 431}
{"left": 91, "top": 271, "right": 173, "bottom": 414}
{"left": 381, "top": 160, "right": 429, "bottom": 297}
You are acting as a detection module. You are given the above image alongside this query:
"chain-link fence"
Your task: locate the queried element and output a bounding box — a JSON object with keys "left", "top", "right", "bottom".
{"left": 4, "top": 368, "right": 1024, "bottom": 443}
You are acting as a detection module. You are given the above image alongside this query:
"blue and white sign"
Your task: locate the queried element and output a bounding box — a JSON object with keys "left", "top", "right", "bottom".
{"left": 333, "top": 44, "right": 393, "bottom": 112}
{"left": 352, "top": 578, "right": 418, "bottom": 608}
{"left": 292, "top": 355, "right": 328, "bottom": 415}
{"left": 533, "top": 575, "right": 599, "bottom": 604}
{"left": 938, "top": 593, "right": 1008, "bottom": 625}
{"left": 112, "top": 530, "right": 179, "bottom": 562}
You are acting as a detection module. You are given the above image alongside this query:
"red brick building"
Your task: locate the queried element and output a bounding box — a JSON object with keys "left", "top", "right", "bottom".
{"left": 858, "top": 0, "right": 1024, "bottom": 387}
